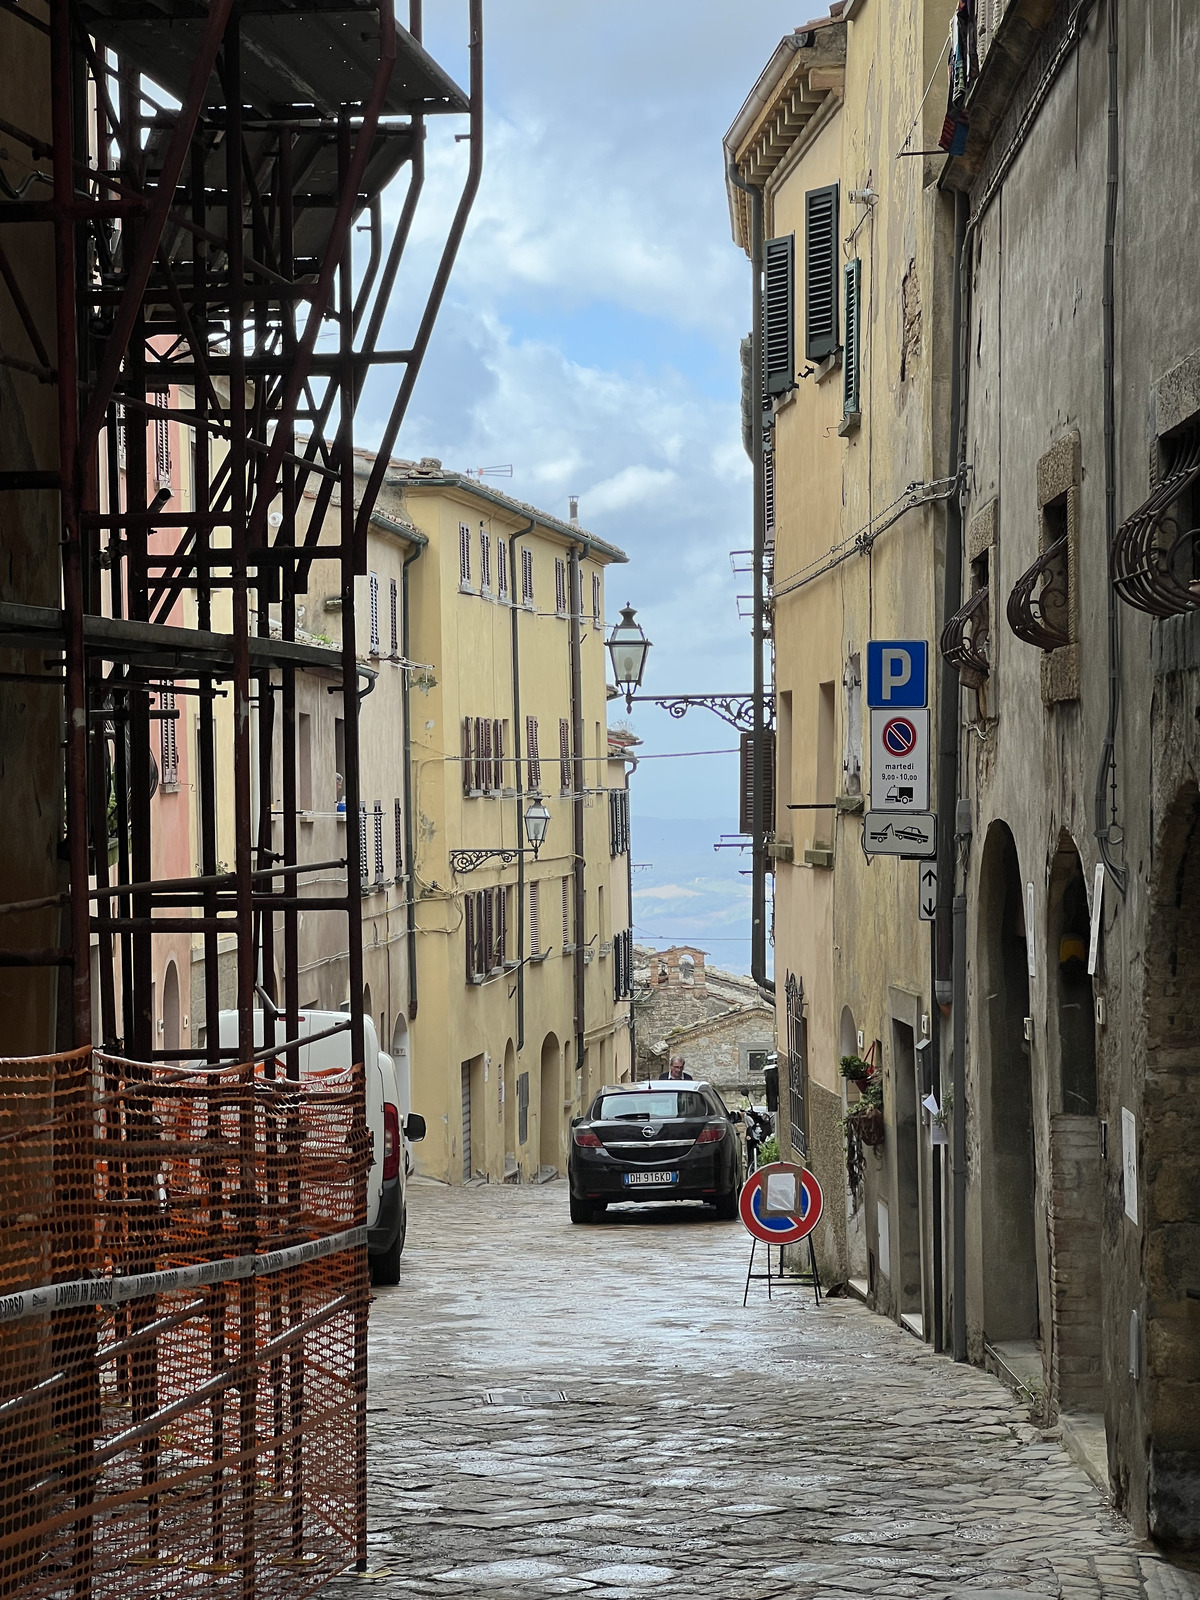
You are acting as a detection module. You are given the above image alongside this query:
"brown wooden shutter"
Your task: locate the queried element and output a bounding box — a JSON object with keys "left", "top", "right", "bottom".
{"left": 473, "top": 716, "right": 485, "bottom": 792}
{"left": 498, "top": 887, "right": 508, "bottom": 966}
{"left": 559, "top": 717, "right": 571, "bottom": 793}
{"left": 483, "top": 889, "right": 494, "bottom": 973}
{"left": 464, "top": 894, "right": 476, "bottom": 981}
{"left": 739, "top": 728, "right": 776, "bottom": 835}
{"left": 481, "top": 717, "right": 493, "bottom": 792}
{"left": 526, "top": 715, "right": 540, "bottom": 791}
{"left": 462, "top": 718, "right": 474, "bottom": 795}
{"left": 529, "top": 880, "right": 540, "bottom": 954}
{"left": 492, "top": 719, "right": 504, "bottom": 791}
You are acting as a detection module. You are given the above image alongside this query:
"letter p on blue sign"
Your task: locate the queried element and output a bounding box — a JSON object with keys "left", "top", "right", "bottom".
{"left": 866, "top": 640, "right": 928, "bottom": 708}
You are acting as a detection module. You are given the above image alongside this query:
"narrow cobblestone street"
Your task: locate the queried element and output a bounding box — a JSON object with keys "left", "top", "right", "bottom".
{"left": 328, "top": 1183, "right": 1200, "bottom": 1600}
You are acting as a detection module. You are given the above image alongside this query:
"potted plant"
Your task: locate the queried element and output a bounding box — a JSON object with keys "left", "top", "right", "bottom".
{"left": 839, "top": 1053, "right": 871, "bottom": 1083}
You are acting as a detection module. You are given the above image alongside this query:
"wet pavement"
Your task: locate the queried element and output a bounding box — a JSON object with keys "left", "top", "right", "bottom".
{"left": 325, "top": 1181, "right": 1200, "bottom": 1600}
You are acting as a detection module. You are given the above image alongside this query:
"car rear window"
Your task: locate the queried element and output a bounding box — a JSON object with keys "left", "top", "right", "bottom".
{"left": 595, "top": 1092, "right": 712, "bottom": 1121}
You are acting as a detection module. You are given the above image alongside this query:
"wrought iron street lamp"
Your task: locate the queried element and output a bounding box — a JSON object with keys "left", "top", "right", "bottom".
{"left": 607, "top": 603, "right": 652, "bottom": 711}
{"left": 449, "top": 798, "right": 552, "bottom": 875}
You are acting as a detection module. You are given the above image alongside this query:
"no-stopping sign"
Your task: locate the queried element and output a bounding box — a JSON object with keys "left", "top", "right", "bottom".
{"left": 738, "top": 1164, "right": 824, "bottom": 1245}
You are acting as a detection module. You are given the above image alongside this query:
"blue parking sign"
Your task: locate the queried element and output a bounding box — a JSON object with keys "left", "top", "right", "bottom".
{"left": 866, "top": 640, "right": 927, "bottom": 708}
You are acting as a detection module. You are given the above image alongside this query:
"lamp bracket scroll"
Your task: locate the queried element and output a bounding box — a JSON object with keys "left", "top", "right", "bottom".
{"left": 448, "top": 847, "right": 524, "bottom": 876}
{"left": 626, "top": 693, "right": 775, "bottom": 733}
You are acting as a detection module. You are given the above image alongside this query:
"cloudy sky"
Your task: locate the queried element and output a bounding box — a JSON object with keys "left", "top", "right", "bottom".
{"left": 359, "top": 2, "right": 806, "bottom": 968}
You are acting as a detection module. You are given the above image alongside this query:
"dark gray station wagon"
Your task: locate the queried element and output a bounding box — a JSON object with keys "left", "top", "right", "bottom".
{"left": 567, "top": 1081, "right": 744, "bottom": 1224}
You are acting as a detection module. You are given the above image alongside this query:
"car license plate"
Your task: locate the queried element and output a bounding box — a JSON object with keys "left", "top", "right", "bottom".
{"left": 624, "top": 1170, "right": 677, "bottom": 1186}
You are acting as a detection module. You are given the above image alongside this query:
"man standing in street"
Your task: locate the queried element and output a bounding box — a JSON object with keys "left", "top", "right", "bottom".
{"left": 666, "top": 1055, "right": 692, "bottom": 1081}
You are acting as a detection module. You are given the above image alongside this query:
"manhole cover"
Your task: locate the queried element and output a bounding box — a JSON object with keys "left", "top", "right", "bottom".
{"left": 484, "top": 1390, "right": 569, "bottom": 1406}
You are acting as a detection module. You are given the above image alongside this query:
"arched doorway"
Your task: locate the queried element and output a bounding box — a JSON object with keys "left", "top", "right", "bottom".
{"left": 1046, "top": 836, "right": 1102, "bottom": 1417}
{"left": 977, "top": 821, "right": 1039, "bottom": 1345}
{"left": 539, "top": 1033, "right": 561, "bottom": 1174}
{"left": 502, "top": 1039, "right": 517, "bottom": 1172}
{"left": 162, "top": 960, "right": 180, "bottom": 1058}
{"left": 1143, "top": 782, "right": 1200, "bottom": 1545}
{"left": 839, "top": 1005, "right": 868, "bottom": 1279}
{"left": 391, "top": 1014, "right": 410, "bottom": 1119}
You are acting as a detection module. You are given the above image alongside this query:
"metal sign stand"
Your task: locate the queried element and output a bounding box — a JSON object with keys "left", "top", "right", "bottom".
{"left": 742, "top": 1235, "right": 821, "bottom": 1308}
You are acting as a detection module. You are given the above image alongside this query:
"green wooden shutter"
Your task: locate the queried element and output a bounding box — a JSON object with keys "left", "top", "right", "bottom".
{"left": 805, "top": 184, "right": 840, "bottom": 361}
{"left": 763, "top": 234, "right": 795, "bottom": 395}
{"left": 842, "top": 257, "right": 862, "bottom": 421}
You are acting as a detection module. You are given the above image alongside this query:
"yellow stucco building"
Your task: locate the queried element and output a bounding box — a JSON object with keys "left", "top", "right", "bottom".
{"left": 726, "top": 1, "right": 957, "bottom": 1337}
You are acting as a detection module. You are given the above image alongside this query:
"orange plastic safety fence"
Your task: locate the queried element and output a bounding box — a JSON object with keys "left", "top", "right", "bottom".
{"left": 0, "top": 1047, "right": 370, "bottom": 1600}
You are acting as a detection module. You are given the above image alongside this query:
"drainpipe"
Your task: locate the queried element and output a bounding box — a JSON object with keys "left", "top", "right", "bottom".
{"left": 401, "top": 538, "right": 425, "bottom": 1020}
{"left": 508, "top": 517, "right": 534, "bottom": 1051}
{"left": 727, "top": 159, "right": 772, "bottom": 996}
{"left": 936, "top": 189, "right": 970, "bottom": 1358}
{"left": 946, "top": 188, "right": 971, "bottom": 1365}
{"left": 568, "top": 545, "right": 587, "bottom": 1089}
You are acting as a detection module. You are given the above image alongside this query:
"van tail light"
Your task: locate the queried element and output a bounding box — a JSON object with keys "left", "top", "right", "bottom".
{"left": 573, "top": 1129, "right": 603, "bottom": 1148}
{"left": 382, "top": 1103, "right": 400, "bottom": 1180}
{"left": 696, "top": 1125, "right": 725, "bottom": 1145}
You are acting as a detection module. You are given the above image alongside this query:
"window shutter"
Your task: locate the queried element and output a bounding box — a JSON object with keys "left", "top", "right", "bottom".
{"left": 483, "top": 888, "right": 494, "bottom": 973}
{"left": 394, "top": 797, "right": 404, "bottom": 881}
{"left": 492, "top": 719, "right": 504, "bottom": 791}
{"left": 480, "top": 528, "right": 491, "bottom": 592}
{"left": 842, "top": 257, "right": 862, "bottom": 419}
{"left": 555, "top": 558, "right": 567, "bottom": 615}
{"left": 459, "top": 522, "right": 471, "bottom": 585}
{"left": 764, "top": 447, "right": 776, "bottom": 543}
{"left": 592, "top": 572, "right": 601, "bottom": 628}
{"left": 465, "top": 894, "right": 475, "bottom": 981}
{"left": 159, "top": 685, "right": 178, "bottom": 787}
{"left": 497, "top": 539, "right": 509, "bottom": 599}
{"left": 561, "top": 876, "right": 571, "bottom": 947}
{"left": 154, "top": 390, "right": 171, "bottom": 484}
{"left": 525, "top": 716, "right": 541, "bottom": 792}
{"left": 529, "top": 880, "right": 540, "bottom": 954}
{"left": 481, "top": 717, "right": 493, "bottom": 792}
{"left": 738, "top": 728, "right": 777, "bottom": 836}
{"left": 359, "top": 803, "right": 369, "bottom": 890}
{"left": 763, "top": 234, "right": 795, "bottom": 395}
{"left": 559, "top": 717, "right": 571, "bottom": 793}
{"left": 473, "top": 716, "right": 486, "bottom": 792}
{"left": 389, "top": 577, "right": 398, "bottom": 655}
{"left": 521, "top": 547, "right": 534, "bottom": 604}
{"left": 805, "top": 185, "right": 840, "bottom": 362}
{"left": 463, "top": 717, "right": 474, "bottom": 794}
{"left": 369, "top": 572, "right": 380, "bottom": 654}
{"left": 498, "top": 887, "right": 508, "bottom": 966}
{"left": 373, "top": 801, "right": 384, "bottom": 884}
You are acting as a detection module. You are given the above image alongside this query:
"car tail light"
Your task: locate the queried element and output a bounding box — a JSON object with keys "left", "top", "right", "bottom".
{"left": 695, "top": 1125, "right": 725, "bottom": 1145}
{"left": 382, "top": 1103, "right": 400, "bottom": 1180}
{"left": 573, "top": 1129, "right": 602, "bottom": 1148}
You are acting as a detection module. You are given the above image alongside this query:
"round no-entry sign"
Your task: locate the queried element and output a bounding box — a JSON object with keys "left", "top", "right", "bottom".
{"left": 738, "top": 1164, "right": 824, "bottom": 1245}
{"left": 882, "top": 715, "right": 919, "bottom": 758}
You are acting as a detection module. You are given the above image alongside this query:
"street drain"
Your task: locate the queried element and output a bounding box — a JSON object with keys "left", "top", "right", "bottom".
{"left": 484, "top": 1390, "right": 569, "bottom": 1406}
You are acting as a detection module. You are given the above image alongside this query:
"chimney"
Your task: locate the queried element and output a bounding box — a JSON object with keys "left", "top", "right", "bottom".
{"left": 568, "top": 495, "right": 579, "bottom": 526}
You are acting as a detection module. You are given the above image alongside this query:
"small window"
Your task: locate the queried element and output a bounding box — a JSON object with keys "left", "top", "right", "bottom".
{"left": 480, "top": 527, "right": 492, "bottom": 594}
{"left": 158, "top": 684, "right": 178, "bottom": 790}
{"left": 368, "top": 572, "right": 380, "bottom": 655}
{"left": 841, "top": 258, "right": 862, "bottom": 427}
{"left": 529, "top": 880, "right": 541, "bottom": 954}
{"left": 521, "top": 547, "right": 534, "bottom": 606}
{"left": 555, "top": 558, "right": 567, "bottom": 616}
{"left": 805, "top": 185, "right": 840, "bottom": 363}
{"left": 525, "top": 716, "right": 541, "bottom": 792}
{"left": 763, "top": 234, "right": 795, "bottom": 395}
{"left": 459, "top": 522, "right": 472, "bottom": 588}
{"left": 748, "top": 1050, "right": 768, "bottom": 1074}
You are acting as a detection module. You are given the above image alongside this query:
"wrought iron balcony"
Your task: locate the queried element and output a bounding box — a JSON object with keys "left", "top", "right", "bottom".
{"left": 940, "top": 585, "right": 990, "bottom": 689}
{"left": 1007, "top": 533, "right": 1070, "bottom": 650}
{"left": 1111, "top": 432, "right": 1200, "bottom": 618}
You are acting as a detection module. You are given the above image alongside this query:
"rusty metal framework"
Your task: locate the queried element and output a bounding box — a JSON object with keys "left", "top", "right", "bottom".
{"left": 940, "top": 584, "right": 990, "bottom": 689}
{"left": 1006, "top": 532, "right": 1070, "bottom": 650}
{"left": 0, "top": 0, "right": 480, "bottom": 1590}
{"left": 1111, "top": 429, "right": 1200, "bottom": 617}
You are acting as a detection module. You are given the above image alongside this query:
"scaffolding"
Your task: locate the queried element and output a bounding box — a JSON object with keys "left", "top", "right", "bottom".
{"left": 0, "top": 0, "right": 480, "bottom": 1589}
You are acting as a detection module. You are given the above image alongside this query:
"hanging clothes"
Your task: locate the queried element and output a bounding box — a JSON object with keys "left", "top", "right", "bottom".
{"left": 939, "top": 0, "right": 979, "bottom": 156}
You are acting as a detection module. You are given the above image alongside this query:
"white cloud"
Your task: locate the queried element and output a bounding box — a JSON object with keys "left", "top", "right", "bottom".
{"left": 583, "top": 465, "right": 677, "bottom": 517}
{"left": 633, "top": 883, "right": 704, "bottom": 902}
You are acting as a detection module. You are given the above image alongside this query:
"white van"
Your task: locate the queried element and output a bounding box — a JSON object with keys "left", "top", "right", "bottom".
{"left": 217, "top": 1008, "right": 425, "bottom": 1284}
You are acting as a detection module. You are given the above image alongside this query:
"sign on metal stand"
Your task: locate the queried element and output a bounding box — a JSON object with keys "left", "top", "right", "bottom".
{"left": 864, "top": 638, "right": 935, "bottom": 860}
{"left": 738, "top": 1164, "right": 823, "bottom": 1307}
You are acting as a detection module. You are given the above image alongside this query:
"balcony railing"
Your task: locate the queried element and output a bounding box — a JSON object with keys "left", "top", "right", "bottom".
{"left": 1007, "top": 533, "right": 1070, "bottom": 650}
{"left": 940, "top": 585, "right": 990, "bottom": 689}
{"left": 1111, "top": 432, "right": 1200, "bottom": 618}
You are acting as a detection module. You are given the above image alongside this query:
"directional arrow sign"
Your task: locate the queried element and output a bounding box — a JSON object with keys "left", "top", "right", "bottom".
{"left": 919, "top": 863, "right": 938, "bottom": 921}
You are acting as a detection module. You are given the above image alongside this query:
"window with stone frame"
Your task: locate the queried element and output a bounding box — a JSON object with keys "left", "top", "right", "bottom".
{"left": 1005, "top": 433, "right": 1080, "bottom": 705}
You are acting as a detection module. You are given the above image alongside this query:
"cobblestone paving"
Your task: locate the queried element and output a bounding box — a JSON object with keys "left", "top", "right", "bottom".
{"left": 326, "top": 1182, "right": 1200, "bottom": 1600}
